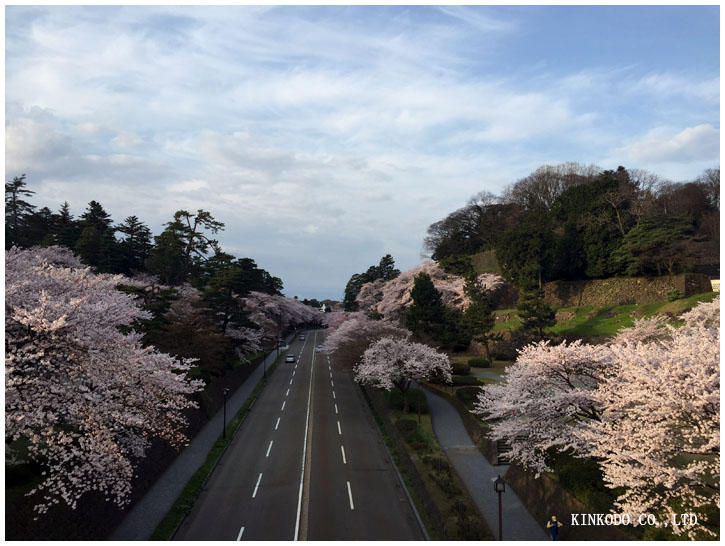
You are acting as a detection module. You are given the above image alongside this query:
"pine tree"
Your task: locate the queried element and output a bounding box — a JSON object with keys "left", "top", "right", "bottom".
{"left": 5, "top": 174, "right": 35, "bottom": 248}
{"left": 463, "top": 274, "right": 496, "bottom": 359}
{"left": 516, "top": 289, "right": 556, "bottom": 340}
{"left": 117, "top": 215, "right": 152, "bottom": 274}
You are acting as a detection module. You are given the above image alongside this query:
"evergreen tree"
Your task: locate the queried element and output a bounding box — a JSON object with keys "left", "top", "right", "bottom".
{"left": 146, "top": 209, "right": 224, "bottom": 285}
{"left": 74, "top": 201, "right": 118, "bottom": 272}
{"left": 405, "top": 272, "right": 446, "bottom": 338}
{"left": 5, "top": 174, "right": 35, "bottom": 248}
{"left": 517, "top": 290, "right": 556, "bottom": 340}
{"left": 378, "top": 254, "right": 401, "bottom": 280}
{"left": 53, "top": 202, "right": 80, "bottom": 248}
{"left": 463, "top": 275, "right": 496, "bottom": 359}
{"left": 24, "top": 206, "right": 55, "bottom": 247}
{"left": 117, "top": 215, "right": 152, "bottom": 274}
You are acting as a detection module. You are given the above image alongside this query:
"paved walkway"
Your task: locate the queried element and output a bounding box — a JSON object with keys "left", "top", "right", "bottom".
{"left": 110, "top": 335, "right": 295, "bottom": 540}
{"left": 470, "top": 368, "right": 506, "bottom": 381}
{"left": 423, "top": 388, "right": 548, "bottom": 541}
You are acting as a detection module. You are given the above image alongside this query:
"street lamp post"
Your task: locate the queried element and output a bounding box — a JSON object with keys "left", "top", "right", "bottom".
{"left": 493, "top": 474, "right": 506, "bottom": 540}
{"left": 222, "top": 388, "right": 230, "bottom": 439}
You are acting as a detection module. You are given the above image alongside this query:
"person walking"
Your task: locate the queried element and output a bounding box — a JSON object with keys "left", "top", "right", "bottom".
{"left": 547, "top": 515, "right": 563, "bottom": 540}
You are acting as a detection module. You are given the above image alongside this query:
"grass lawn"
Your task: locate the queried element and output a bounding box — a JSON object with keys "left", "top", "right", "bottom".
{"left": 491, "top": 291, "right": 717, "bottom": 338}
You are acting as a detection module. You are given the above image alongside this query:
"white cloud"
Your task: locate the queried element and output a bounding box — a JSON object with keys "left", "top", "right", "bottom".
{"left": 617, "top": 124, "right": 720, "bottom": 164}
{"left": 4, "top": 6, "right": 719, "bottom": 297}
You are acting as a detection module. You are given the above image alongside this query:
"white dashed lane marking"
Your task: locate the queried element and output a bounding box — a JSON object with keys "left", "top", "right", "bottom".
{"left": 252, "top": 473, "right": 262, "bottom": 498}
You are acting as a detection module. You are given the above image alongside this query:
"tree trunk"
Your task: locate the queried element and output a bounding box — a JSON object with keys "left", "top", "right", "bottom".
{"left": 417, "top": 384, "right": 421, "bottom": 424}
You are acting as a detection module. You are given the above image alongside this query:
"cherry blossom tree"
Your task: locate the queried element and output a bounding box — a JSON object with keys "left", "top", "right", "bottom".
{"left": 579, "top": 298, "right": 720, "bottom": 538}
{"left": 356, "top": 260, "right": 504, "bottom": 320}
{"left": 475, "top": 298, "right": 719, "bottom": 538}
{"left": 321, "top": 316, "right": 410, "bottom": 371}
{"left": 475, "top": 339, "right": 611, "bottom": 472}
{"left": 355, "top": 337, "right": 452, "bottom": 414}
{"left": 242, "top": 291, "right": 323, "bottom": 341}
{"left": 5, "top": 246, "right": 204, "bottom": 516}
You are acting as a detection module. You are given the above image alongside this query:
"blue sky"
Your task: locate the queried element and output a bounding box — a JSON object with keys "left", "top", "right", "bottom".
{"left": 5, "top": 5, "right": 720, "bottom": 300}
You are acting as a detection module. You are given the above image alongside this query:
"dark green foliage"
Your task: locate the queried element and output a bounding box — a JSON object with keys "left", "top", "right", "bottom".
{"left": 455, "top": 387, "right": 480, "bottom": 408}
{"left": 147, "top": 209, "right": 224, "bottom": 285}
{"left": 451, "top": 375, "right": 481, "bottom": 386}
{"left": 422, "top": 455, "right": 451, "bottom": 474}
{"left": 547, "top": 451, "right": 617, "bottom": 515}
{"left": 116, "top": 215, "right": 153, "bottom": 274}
{"left": 405, "top": 272, "right": 446, "bottom": 335}
{"left": 395, "top": 418, "right": 428, "bottom": 451}
{"left": 53, "top": 202, "right": 80, "bottom": 248}
{"left": 613, "top": 214, "right": 697, "bottom": 276}
{"left": 145, "top": 229, "right": 187, "bottom": 284}
{"left": 387, "top": 388, "right": 429, "bottom": 414}
{"left": 494, "top": 209, "right": 554, "bottom": 290}
{"left": 201, "top": 254, "right": 280, "bottom": 335}
{"left": 438, "top": 254, "right": 474, "bottom": 276}
{"left": 517, "top": 290, "right": 556, "bottom": 339}
{"left": 426, "top": 164, "right": 718, "bottom": 288}
{"left": 467, "top": 357, "right": 491, "bottom": 368}
{"left": 405, "top": 273, "right": 471, "bottom": 350}
{"left": 343, "top": 254, "right": 401, "bottom": 310}
{"left": 462, "top": 274, "right": 496, "bottom": 357}
{"left": 451, "top": 360, "right": 470, "bottom": 375}
{"left": 343, "top": 273, "right": 365, "bottom": 311}
{"left": 5, "top": 174, "right": 36, "bottom": 248}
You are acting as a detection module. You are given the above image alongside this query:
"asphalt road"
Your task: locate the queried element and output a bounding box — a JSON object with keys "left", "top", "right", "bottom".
{"left": 174, "top": 330, "right": 424, "bottom": 541}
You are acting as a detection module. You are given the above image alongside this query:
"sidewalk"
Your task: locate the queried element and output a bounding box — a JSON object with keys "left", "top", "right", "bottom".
{"left": 110, "top": 335, "right": 294, "bottom": 540}
{"left": 422, "top": 388, "right": 548, "bottom": 541}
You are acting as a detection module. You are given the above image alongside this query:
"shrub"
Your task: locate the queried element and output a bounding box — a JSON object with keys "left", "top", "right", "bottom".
{"left": 386, "top": 388, "right": 429, "bottom": 414}
{"left": 468, "top": 357, "right": 491, "bottom": 368}
{"left": 667, "top": 289, "right": 682, "bottom": 302}
{"left": 452, "top": 375, "right": 481, "bottom": 386}
{"left": 423, "top": 455, "right": 451, "bottom": 474}
{"left": 455, "top": 386, "right": 481, "bottom": 407}
{"left": 430, "top": 472, "right": 461, "bottom": 498}
{"left": 395, "top": 418, "right": 418, "bottom": 435}
{"left": 451, "top": 360, "right": 471, "bottom": 375}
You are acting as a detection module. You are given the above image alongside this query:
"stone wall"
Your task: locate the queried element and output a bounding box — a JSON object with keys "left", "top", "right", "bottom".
{"left": 542, "top": 273, "right": 712, "bottom": 307}
{"left": 504, "top": 463, "right": 631, "bottom": 541}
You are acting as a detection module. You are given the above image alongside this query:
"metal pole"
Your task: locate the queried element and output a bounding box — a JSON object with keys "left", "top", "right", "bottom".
{"left": 498, "top": 489, "right": 502, "bottom": 540}
{"left": 223, "top": 389, "right": 228, "bottom": 439}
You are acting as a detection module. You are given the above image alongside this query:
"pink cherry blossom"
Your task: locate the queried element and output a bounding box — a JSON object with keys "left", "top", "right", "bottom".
{"left": 5, "top": 246, "right": 204, "bottom": 516}
{"left": 356, "top": 260, "right": 503, "bottom": 320}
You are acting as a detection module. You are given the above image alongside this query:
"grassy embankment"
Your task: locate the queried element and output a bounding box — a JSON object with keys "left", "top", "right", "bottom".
{"left": 443, "top": 290, "right": 719, "bottom": 539}
{"left": 363, "top": 387, "right": 493, "bottom": 540}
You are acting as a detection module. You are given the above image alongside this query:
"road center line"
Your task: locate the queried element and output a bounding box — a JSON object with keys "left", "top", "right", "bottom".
{"left": 341, "top": 445, "right": 347, "bottom": 464}
{"left": 252, "top": 473, "right": 262, "bottom": 498}
{"left": 337, "top": 420, "right": 342, "bottom": 435}
{"left": 332, "top": 390, "right": 335, "bottom": 399}
{"left": 294, "top": 330, "right": 317, "bottom": 540}
{"left": 347, "top": 481, "right": 355, "bottom": 510}
{"left": 290, "top": 379, "right": 293, "bottom": 385}
{"left": 266, "top": 440, "right": 273, "bottom": 457}
{"left": 330, "top": 379, "right": 334, "bottom": 387}
{"left": 236, "top": 526, "right": 245, "bottom": 540}
{"left": 334, "top": 403, "right": 338, "bottom": 414}
{"left": 286, "top": 388, "right": 290, "bottom": 397}
{"left": 275, "top": 417, "right": 280, "bottom": 430}
{"left": 281, "top": 401, "right": 286, "bottom": 411}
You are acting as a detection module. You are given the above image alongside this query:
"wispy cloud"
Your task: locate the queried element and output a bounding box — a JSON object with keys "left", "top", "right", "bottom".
{"left": 5, "top": 6, "right": 719, "bottom": 297}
